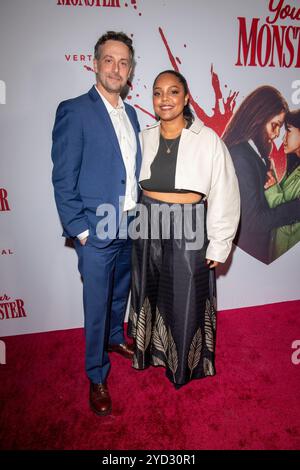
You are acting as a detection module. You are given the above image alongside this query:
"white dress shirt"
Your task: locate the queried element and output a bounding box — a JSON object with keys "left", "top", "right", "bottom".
{"left": 77, "top": 86, "right": 137, "bottom": 240}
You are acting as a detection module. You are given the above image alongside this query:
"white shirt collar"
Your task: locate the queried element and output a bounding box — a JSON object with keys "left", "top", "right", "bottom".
{"left": 94, "top": 85, "right": 124, "bottom": 114}
{"left": 248, "top": 139, "right": 262, "bottom": 157}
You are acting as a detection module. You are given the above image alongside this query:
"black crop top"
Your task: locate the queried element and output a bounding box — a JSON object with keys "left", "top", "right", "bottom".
{"left": 140, "top": 133, "right": 190, "bottom": 193}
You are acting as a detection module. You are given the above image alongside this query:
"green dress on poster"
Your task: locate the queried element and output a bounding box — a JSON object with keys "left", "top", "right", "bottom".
{"left": 265, "top": 162, "right": 300, "bottom": 260}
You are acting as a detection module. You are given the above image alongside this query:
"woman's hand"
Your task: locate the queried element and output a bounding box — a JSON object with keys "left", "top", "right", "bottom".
{"left": 206, "top": 259, "right": 219, "bottom": 269}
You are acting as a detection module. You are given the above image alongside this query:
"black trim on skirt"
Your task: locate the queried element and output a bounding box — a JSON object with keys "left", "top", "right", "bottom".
{"left": 128, "top": 194, "right": 217, "bottom": 387}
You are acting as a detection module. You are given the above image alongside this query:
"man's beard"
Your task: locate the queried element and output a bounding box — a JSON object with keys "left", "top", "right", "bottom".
{"left": 253, "top": 128, "right": 273, "bottom": 161}
{"left": 105, "top": 81, "right": 123, "bottom": 94}
{"left": 98, "top": 73, "right": 124, "bottom": 94}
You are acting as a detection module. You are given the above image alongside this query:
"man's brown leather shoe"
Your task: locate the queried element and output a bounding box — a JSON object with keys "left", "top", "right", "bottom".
{"left": 107, "top": 342, "right": 135, "bottom": 360}
{"left": 89, "top": 382, "right": 112, "bottom": 416}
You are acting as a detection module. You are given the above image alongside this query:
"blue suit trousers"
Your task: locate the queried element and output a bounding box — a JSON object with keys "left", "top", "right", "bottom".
{"left": 74, "top": 235, "right": 132, "bottom": 384}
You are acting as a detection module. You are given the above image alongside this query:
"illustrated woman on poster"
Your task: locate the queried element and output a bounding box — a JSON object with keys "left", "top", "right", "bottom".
{"left": 265, "top": 110, "right": 300, "bottom": 260}
{"left": 222, "top": 86, "right": 300, "bottom": 264}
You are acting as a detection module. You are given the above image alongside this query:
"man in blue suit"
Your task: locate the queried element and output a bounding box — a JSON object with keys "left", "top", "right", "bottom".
{"left": 52, "top": 31, "right": 141, "bottom": 416}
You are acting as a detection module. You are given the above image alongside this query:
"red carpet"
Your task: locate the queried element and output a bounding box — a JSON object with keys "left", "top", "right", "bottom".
{"left": 0, "top": 300, "right": 299, "bottom": 450}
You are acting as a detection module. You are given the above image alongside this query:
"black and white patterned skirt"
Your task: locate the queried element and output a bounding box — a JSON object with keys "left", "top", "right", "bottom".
{"left": 128, "top": 194, "right": 217, "bottom": 387}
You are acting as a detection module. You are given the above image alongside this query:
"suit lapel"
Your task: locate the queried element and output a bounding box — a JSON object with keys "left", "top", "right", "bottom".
{"left": 88, "top": 86, "right": 142, "bottom": 180}
{"left": 246, "top": 141, "right": 268, "bottom": 180}
{"left": 88, "top": 86, "right": 123, "bottom": 161}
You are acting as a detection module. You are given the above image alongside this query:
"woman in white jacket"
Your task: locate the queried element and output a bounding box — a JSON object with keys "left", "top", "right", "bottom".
{"left": 128, "top": 70, "right": 240, "bottom": 388}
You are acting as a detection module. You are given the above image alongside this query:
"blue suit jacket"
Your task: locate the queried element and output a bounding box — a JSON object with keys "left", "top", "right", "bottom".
{"left": 51, "top": 86, "right": 141, "bottom": 247}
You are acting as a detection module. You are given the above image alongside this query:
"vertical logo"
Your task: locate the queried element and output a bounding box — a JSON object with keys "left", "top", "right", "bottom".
{"left": 0, "top": 80, "right": 6, "bottom": 104}
{"left": 0, "top": 188, "right": 10, "bottom": 212}
{"left": 0, "top": 340, "right": 6, "bottom": 364}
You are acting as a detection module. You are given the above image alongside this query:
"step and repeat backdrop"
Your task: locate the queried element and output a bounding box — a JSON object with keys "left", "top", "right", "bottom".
{"left": 1, "top": 0, "right": 299, "bottom": 336}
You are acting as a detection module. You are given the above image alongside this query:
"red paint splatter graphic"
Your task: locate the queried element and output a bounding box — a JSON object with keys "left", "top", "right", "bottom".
{"left": 189, "top": 66, "right": 238, "bottom": 137}
{"left": 124, "top": 0, "right": 141, "bottom": 15}
{"left": 158, "top": 27, "right": 238, "bottom": 137}
{"left": 134, "top": 104, "right": 156, "bottom": 121}
{"left": 157, "top": 27, "right": 287, "bottom": 178}
{"left": 84, "top": 65, "right": 95, "bottom": 73}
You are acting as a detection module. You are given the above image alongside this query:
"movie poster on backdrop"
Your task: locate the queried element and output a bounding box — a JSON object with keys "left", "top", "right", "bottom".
{"left": 126, "top": 0, "right": 300, "bottom": 266}
{"left": 0, "top": 0, "right": 299, "bottom": 337}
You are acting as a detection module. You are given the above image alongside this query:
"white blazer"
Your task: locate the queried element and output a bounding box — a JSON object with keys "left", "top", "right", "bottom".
{"left": 138, "top": 117, "right": 241, "bottom": 263}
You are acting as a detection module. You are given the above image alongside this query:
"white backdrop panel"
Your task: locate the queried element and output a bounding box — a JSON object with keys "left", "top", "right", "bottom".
{"left": 0, "top": 0, "right": 299, "bottom": 336}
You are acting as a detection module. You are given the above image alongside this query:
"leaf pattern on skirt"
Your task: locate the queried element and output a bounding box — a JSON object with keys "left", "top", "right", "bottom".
{"left": 130, "top": 293, "right": 215, "bottom": 383}
{"left": 128, "top": 305, "right": 137, "bottom": 337}
{"left": 210, "top": 297, "right": 217, "bottom": 330}
{"left": 204, "top": 299, "right": 215, "bottom": 352}
{"left": 188, "top": 327, "right": 202, "bottom": 378}
{"left": 135, "top": 297, "right": 152, "bottom": 366}
{"left": 152, "top": 307, "right": 168, "bottom": 360}
{"left": 132, "top": 354, "right": 139, "bottom": 369}
{"left": 152, "top": 355, "right": 166, "bottom": 367}
{"left": 167, "top": 327, "right": 178, "bottom": 380}
{"left": 203, "top": 357, "right": 215, "bottom": 376}
{"left": 152, "top": 308, "right": 178, "bottom": 379}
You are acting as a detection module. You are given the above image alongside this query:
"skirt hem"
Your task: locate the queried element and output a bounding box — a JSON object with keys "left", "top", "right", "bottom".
{"left": 131, "top": 360, "right": 216, "bottom": 386}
